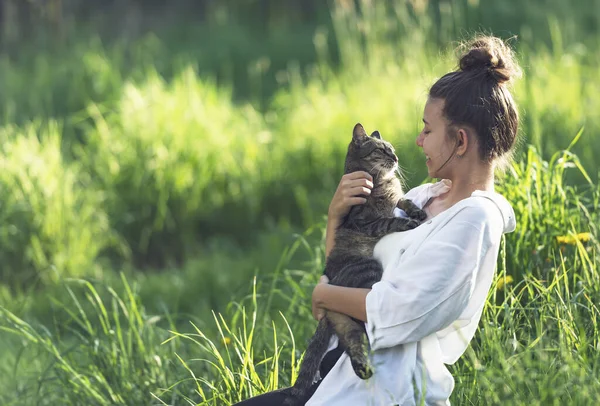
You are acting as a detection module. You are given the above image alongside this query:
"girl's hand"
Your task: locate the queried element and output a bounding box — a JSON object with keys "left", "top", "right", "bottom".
{"left": 312, "top": 275, "right": 330, "bottom": 321}
{"left": 328, "top": 171, "right": 374, "bottom": 221}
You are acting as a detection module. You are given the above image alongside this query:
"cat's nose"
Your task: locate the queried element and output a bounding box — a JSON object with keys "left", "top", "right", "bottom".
{"left": 393, "top": 155, "right": 398, "bottom": 163}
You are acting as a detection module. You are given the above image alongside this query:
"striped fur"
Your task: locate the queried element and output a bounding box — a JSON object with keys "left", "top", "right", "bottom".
{"left": 284, "top": 124, "right": 426, "bottom": 405}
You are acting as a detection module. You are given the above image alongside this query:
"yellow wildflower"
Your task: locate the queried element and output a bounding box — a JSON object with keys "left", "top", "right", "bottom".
{"left": 223, "top": 337, "right": 232, "bottom": 345}
{"left": 496, "top": 275, "right": 514, "bottom": 290}
{"left": 556, "top": 232, "right": 592, "bottom": 245}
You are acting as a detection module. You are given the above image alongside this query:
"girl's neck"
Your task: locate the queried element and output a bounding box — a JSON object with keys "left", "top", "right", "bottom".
{"left": 440, "top": 165, "right": 495, "bottom": 207}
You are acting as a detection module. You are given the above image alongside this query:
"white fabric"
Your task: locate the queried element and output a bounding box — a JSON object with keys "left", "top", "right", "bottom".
{"left": 306, "top": 180, "right": 516, "bottom": 406}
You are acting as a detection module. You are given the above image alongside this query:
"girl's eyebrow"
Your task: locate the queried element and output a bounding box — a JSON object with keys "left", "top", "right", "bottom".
{"left": 422, "top": 118, "right": 429, "bottom": 125}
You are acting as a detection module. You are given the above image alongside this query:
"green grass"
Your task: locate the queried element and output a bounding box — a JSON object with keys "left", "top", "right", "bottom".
{"left": 0, "top": 121, "right": 126, "bottom": 286}
{"left": 6, "top": 16, "right": 600, "bottom": 280}
{"left": 1, "top": 145, "right": 599, "bottom": 405}
{"left": 1, "top": 0, "right": 600, "bottom": 278}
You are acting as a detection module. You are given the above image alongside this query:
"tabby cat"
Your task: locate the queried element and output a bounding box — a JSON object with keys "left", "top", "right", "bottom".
{"left": 284, "top": 123, "right": 427, "bottom": 405}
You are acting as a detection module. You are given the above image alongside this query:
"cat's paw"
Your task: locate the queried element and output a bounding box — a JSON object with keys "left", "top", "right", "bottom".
{"left": 405, "top": 219, "right": 421, "bottom": 229}
{"left": 351, "top": 358, "right": 374, "bottom": 380}
{"left": 409, "top": 208, "right": 427, "bottom": 221}
{"left": 397, "top": 199, "right": 427, "bottom": 221}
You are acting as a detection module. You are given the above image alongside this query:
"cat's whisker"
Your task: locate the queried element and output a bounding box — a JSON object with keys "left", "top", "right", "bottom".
{"left": 374, "top": 164, "right": 386, "bottom": 180}
{"left": 395, "top": 165, "right": 405, "bottom": 182}
{"left": 396, "top": 160, "right": 407, "bottom": 173}
{"left": 396, "top": 169, "right": 408, "bottom": 191}
{"left": 370, "top": 164, "right": 381, "bottom": 177}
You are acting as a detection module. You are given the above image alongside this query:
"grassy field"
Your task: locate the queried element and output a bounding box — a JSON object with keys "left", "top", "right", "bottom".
{"left": 1, "top": 0, "right": 600, "bottom": 404}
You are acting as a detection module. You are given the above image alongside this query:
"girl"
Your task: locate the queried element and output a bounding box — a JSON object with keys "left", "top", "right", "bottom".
{"left": 238, "top": 34, "right": 520, "bottom": 406}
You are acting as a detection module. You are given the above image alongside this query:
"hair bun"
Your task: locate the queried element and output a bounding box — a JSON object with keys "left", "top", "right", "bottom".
{"left": 458, "top": 36, "right": 521, "bottom": 85}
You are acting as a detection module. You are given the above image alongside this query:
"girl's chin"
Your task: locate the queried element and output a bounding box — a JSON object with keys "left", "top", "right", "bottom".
{"left": 426, "top": 160, "right": 442, "bottom": 178}
{"left": 426, "top": 162, "right": 434, "bottom": 177}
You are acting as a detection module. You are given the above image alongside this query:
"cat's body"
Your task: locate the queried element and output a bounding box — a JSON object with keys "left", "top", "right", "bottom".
{"left": 284, "top": 124, "right": 426, "bottom": 405}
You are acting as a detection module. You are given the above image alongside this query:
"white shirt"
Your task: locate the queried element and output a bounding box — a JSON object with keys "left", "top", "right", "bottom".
{"left": 306, "top": 180, "right": 516, "bottom": 406}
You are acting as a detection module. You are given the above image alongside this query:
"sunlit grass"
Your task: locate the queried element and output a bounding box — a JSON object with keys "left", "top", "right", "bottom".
{"left": 0, "top": 121, "right": 127, "bottom": 286}
{"left": 1, "top": 1, "right": 600, "bottom": 277}
{"left": 1, "top": 142, "right": 599, "bottom": 404}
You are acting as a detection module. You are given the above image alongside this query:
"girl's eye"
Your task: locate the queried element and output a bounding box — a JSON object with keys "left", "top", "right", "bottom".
{"left": 423, "top": 130, "right": 431, "bottom": 135}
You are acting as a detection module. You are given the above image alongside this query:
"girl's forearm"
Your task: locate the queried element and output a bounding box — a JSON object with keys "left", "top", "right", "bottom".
{"left": 313, "top": 284, "right": 370, "bottom": 322}
{"left": 325, "top": 216, "right": 341, "bottom": 258}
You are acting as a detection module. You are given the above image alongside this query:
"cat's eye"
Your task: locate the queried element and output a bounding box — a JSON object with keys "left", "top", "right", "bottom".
{"left": 380, "top": 147, "right": 396, "bottom": 159}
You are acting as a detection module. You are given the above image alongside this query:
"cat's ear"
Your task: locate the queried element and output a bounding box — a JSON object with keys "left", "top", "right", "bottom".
{"left": 352, "top": 123, "right": 368, "bottom": 145}
{"left": 370, "top": 131, "right": 381, "bottom": 139}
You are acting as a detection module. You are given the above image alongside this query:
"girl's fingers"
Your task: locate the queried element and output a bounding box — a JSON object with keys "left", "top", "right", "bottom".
{"left": 345, "top": 186, "right": 371, "bottom": 196}
{"left": 346, "top": 197, "right": 368, "bottom": 206}
{"left": 350, "top": 178, "right": 374, "bottom": 189}
{"left": 342, "top": 177, "right": 373, "bottom": 188}
{"left": 341, "top": 178, "right": 373, "bottom": 192}
{"left": 343, "top": 171, "right": 373, "bottom": 182}
{"left": 329, "top": 172, "right": 373, "bottom": 218}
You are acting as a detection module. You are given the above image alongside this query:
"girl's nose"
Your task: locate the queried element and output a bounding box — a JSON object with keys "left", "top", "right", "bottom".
{"left": 416, "top": 132, "right": 424, "bottom": 147}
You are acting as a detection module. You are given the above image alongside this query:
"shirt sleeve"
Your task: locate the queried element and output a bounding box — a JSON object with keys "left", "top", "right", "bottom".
{"left": 365, "top": 204, "right": 492, "bottom": 351}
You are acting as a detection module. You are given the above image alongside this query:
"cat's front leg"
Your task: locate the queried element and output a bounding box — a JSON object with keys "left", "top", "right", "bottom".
{"left": 397, "top": 198, "right": 427, "bottom": 221}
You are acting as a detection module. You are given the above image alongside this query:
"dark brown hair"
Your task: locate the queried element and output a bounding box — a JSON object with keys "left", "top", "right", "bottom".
{"left": 429, "top": 36, "right": 522, "bottom": 165}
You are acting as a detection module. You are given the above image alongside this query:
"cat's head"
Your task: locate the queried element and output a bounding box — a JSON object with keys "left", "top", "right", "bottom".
{"left": 344, "top": 123, "right": 399, "bottom": 178}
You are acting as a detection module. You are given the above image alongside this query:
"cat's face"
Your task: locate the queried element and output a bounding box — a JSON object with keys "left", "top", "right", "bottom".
{"left": 346, "top": 123, "right": 399, "bottom": 177}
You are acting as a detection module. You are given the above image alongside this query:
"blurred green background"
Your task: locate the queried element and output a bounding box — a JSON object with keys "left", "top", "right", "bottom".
{"left": 0, "top": 1, "right": 599, "bottom": 404}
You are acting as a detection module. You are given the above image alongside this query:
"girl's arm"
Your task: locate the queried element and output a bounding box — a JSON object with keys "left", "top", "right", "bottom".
{"left": 325, "top": 217, "right": 341, "bottom": 258}
{"left": 316, "top": 171, "right": 374, "bottom": 320}
{"left": 325, "top": 171, "right": 373, "bottom": 257}
{"left": 313, "top": 283, "right": 370, "bottom": 322}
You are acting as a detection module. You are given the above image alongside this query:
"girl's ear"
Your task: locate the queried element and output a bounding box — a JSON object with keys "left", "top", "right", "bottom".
{"left": 456, "top": 128, "right": 469, "bottom": 156}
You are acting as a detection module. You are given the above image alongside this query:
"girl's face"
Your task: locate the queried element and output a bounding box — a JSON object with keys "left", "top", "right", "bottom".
{"left": 416, "top": 98, "right": 458, "bottom": 179}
